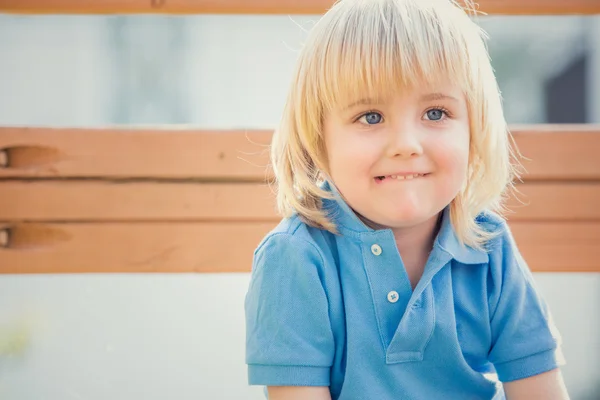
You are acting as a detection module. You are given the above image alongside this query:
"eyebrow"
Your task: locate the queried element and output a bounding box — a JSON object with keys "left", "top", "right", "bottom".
{"left": 343, "top": 93, "right": 460, "bottom": 111}
{"left": 420, "top": 93, "right": 460, "bottom": 103}
{"left": 342, "top": 98, "right": 379, "bottom": 111}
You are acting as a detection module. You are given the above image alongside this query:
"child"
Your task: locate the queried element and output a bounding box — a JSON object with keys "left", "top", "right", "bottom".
{"left": 245, "top": 0, "right": 568, "bottom": 398}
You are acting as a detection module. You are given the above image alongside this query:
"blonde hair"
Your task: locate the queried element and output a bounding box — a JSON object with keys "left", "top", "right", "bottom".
{"left": 271, "top": 0, "right": 520, "bottom": 250}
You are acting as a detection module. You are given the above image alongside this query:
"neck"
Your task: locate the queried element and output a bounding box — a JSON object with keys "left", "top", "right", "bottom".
{"left": 357, "top": 211, "right": 441, "bottom": 252}
{"left": 392, "top": 213, "right": 441, "bottom": 257}
{"left": 394, "top": 214, "right": 442, "bottom": 289}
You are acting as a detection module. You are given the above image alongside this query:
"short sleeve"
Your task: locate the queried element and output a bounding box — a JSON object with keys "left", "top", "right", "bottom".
{"left": 487, "top": 223, "right": 565, "bottom": 382}
{"left": 244, "top": 233, "right": 334, "bottom": 387}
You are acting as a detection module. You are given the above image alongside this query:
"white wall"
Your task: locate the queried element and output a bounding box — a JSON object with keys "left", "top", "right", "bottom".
{"left": 0, "top": 16, "right": 113, "bottom": 127}
{"left": 0, "top": 14, "right": 599, "bottom": 400}
{"left": 0, "top": 274, "right": 266, "bottom": 400}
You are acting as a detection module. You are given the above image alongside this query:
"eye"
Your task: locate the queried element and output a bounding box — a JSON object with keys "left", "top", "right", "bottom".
{"left": 424, "top": 108, "right": 448, "bottom": 121}
{"left": 357, "top": 112, "right": 383, "bottom": 125}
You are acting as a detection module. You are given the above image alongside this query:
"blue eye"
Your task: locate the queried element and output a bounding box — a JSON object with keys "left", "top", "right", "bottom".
{"left": 358, "top": 112, "right": 383, "bottom": 125}
{"left": 425, "top": 109, "right": 445, "bottom": 121}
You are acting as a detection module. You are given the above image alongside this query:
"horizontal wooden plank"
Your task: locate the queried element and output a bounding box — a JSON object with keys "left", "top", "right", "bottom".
{"left": 1, "top": 126, "right": 599, "bottom": 181}
{"left": 1, "top": 181, "right": 599, "bottom": 222}
{"left": 513, "top": 125, "right": 600, "bottom": 180}
{"left": 1, "top": 0, "right": 599, "bottom": 15}
{"left": 504, "top": 183, "right": 600, "bottom": 221}
{"left": 0, "top": 222, "right": 597, "bottom": 273}
{"left": 0, "top": 128, "right": 272, "bottom": 181}
{"left": 509, "top": 222, "right": 600, "bottom": 273}
{"left": 0, "top": 222, "right": 275, "bottom": 274}
{"left": 0, "top": 182, "right": 278, "bottom": 221}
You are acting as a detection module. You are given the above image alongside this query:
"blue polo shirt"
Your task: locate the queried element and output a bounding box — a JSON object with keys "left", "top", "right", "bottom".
{"left": 245, "top": 183, "right": 564, "bottom": 399}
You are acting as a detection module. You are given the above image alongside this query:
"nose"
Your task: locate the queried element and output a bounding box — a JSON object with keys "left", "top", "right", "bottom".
{"left": 385, "top": 125, "right": 423, "bottom": 159}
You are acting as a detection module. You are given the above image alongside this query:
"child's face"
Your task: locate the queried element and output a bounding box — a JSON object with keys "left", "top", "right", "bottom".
{"left": 323, "top": 83, "right": 470, "bottom": 230}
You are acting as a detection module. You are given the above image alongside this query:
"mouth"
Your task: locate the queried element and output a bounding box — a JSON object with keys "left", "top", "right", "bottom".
{"left": 374, "top": 173, "right": 429, "bottom": 182}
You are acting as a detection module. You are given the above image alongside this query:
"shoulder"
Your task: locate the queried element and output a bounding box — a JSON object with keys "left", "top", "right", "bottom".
{"left": 475, "top": 210, "right": 535, "bottom": 294}
{"left": 247, "top": 216, "right": 329, "bottom": 303}
{"left": 254, "top": 214, "right": 332, "bottom": 265}
{"left": 476, "top": 211, "right": 520, "bottom": 261}
{"left": 475, "top": 210, "right": 507, "bottom": 238}
{"left": 250, "top": 215, "right": 338, "bottom": 286}
{"left": 477, "top": 210, "right": 543, "bottom": 314}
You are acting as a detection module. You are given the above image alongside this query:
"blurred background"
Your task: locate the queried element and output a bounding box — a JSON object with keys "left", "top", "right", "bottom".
{"left": 0, "top": 12, "right": 599, "bottom": 400}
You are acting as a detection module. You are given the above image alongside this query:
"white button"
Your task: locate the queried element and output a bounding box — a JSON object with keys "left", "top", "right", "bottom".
{"left": 371, "top": 244, "right": 382, "bottom": 256}
{"left": 387, "top": 291, "right": 399, "bottom": 303}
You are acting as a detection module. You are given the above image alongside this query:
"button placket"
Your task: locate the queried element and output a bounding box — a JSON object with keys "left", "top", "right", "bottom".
{"left": 361, "top": 233, "right": 412, "bottom": 349}
{"left": 371, "top": 244, "right": 401, "bottom": 305}
{"left": 386, "top": 282, "right": 436, "bottom": 364}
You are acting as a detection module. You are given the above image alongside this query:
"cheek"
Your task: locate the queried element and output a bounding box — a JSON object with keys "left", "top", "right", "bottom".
{"left": 429, "top": 132, "right": 470, "bottom": 180}
{"left": 327, "top": 134, "right": 380, "bottom": 177}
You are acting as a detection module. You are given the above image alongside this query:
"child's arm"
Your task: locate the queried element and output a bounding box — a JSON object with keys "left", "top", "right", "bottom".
{"left": 245, "top": 232, "right": 335, "bottom": 392}
{"left": 485, "top": 220, "right": 568, "bottom": 397}
{"left": 267, "top": 386, "right": 332, "bottom": 400}
{"left": 503, "top": 368, "right": 570, "bottom": 400}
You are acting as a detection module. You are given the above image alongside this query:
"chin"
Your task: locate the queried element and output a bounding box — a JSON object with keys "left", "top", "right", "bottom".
{"left": 391, "top": 204, "right": 429, "bottom": 220}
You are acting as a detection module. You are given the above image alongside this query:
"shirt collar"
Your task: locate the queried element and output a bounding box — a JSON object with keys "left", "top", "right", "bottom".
{"left": 321, "top": 178, "right": 488, "bottom": 265}
{"left": 321, "top": 179, "right": 375, "bottom": 234}
{"left": 434, "top": 207, "right": 489, "bottom": 265}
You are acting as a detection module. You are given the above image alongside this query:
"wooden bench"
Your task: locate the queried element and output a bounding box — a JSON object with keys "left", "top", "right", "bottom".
{"left": 1, "top": 0, "right": 599, "bottom": 274}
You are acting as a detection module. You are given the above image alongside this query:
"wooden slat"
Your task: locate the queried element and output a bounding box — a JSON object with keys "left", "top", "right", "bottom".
{"left": 1, "top": 181, "right": 599, "bottom": 222}
{"left": 1, "top": 126, "right": 599, "bottom": 181}
{"left": 0, "top": 182, "right": 278, "bottom": 221}
{"left": 505, "top": 183, "right": 600, "bottom": 221}
{"left": 513, "top": 125, "right": 600, "bottom": 181}
{"left": 0, "top": 128, "right": 272, "bottom": 181}
{"left": 0, "top": 221, "right": 597, "bottom": 273}
{"left": 510, "top": 222, "right": 600, "bottom": 273}
{"left": 0, "top": 222, "right": 275, "bottom": 274}
{"left": 1, "top": 0, "right": 599, "bottom": 15}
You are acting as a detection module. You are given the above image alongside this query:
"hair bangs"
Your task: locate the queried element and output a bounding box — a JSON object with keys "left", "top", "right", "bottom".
{"left": 313, "top": 0, "right": 477, "bottom": 113}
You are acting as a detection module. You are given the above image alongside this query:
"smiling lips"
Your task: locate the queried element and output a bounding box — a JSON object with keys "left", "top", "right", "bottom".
{"left": 375, "top": 173, "right": 429, "bottom": 182}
